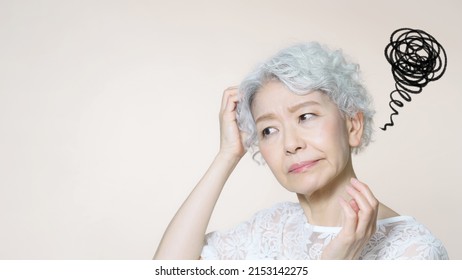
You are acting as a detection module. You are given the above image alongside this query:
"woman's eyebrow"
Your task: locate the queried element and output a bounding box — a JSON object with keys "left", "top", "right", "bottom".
{"left": 255, "top": 113, "right": 276, "bottom": 124}
{"left": 255, "top": 101, "right": 320, "bottom": 124}
{"left": 288, "top": 101, "right": 320, "bottom": 113}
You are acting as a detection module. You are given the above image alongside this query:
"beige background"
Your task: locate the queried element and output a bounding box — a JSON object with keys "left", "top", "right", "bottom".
{"left": 0, "top": 0, "right": 460, "bottom": 259}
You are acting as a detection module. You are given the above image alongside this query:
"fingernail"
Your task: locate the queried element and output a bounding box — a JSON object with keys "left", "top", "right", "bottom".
{"left": 351, "top": 178, "right": 358, "bottom": 184}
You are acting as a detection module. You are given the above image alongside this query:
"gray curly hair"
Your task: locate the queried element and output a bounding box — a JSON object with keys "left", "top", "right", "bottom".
{"left": 236, "top": 42, "right": 375, "bottom": 154}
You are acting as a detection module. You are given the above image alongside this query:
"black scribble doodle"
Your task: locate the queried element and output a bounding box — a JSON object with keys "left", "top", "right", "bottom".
{"left": 380, "top": 28, "right": 447, "bottom": 131}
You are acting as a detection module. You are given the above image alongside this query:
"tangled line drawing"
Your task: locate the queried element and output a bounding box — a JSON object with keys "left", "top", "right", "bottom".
{"left": 380, "top": 28, "right": 447, "bottom": 131}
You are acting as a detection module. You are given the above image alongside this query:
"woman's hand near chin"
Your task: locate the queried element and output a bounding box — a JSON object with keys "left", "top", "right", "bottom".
{"left": 320, "top": 178, "right": 379, "bottom": 260}
{"left": 218, "top": 86, "right": 247, "bottom": 161}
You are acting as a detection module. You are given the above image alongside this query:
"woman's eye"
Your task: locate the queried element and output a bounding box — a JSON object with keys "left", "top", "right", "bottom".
{"left": 262, "top": 127, "right": 277, "bottom": 137}
{"left": 299, "top": 113, "right": 314, "bottom": 122}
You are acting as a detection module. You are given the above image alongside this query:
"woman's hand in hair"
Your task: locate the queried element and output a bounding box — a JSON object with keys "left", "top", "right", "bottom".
{"left": 218, "top": 87, "right": 247, "bottom": 161}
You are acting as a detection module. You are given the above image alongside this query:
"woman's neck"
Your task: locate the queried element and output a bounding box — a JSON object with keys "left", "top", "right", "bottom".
{"left": 297, "top": 161, "right": 357, "bottom": 227}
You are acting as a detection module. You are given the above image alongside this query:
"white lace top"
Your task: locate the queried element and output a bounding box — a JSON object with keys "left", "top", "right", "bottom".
{"left": 201, "top": 202, "right": 448, "bottom": 260}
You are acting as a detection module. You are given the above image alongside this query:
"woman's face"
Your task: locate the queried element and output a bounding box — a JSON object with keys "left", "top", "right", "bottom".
{"left": 251, "top": 81, "right": 362, "bottom": 195}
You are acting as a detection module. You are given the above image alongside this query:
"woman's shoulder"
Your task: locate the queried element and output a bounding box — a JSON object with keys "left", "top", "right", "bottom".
{"left": 370, "top": 213, "right": 449, "bottom": 259}
{"left": 202, "top": 202, "right": 303, "bottom": 260}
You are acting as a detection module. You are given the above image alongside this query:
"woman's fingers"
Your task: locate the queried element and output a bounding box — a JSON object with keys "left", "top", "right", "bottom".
{"left": 346, "top": 180, "right": 378, "bottom": 217}
{"left": 338, "top": 197, "right": 358, "bottom": 235}
{"left": 345, "top": 179, "right": 378, "bottom": 236}
{"left": 350, "top": 178, "right": 379, "bottom": 208}
{"left": 345, "top": 185, "right": 373, "bottom": 216}
{"left": 225, "top": 94, "right": 239, "bottom": 115}
{"left": 220, "top": 86, "right": 238, "bottom": 112}
{"left": 218, "top": 86, "right": 246, "bottom": 159}
{"left": 349, "top": 199, "right": 360, "bottom": 214}
{"left": 323, "top": 179, "right": 378, "bottom": 259}
{"left": 220, "top": 88, "right": 240, "bottom": 124}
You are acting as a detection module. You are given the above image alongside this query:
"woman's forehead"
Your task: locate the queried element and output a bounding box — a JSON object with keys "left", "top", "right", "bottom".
{"left": 251, "top": 82, "right": 333, "bottom": 115}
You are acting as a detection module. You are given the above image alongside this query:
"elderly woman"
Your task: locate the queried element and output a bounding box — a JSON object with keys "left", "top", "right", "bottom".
{"left": 154, "top": 42, "right": 448, "bottom": 260}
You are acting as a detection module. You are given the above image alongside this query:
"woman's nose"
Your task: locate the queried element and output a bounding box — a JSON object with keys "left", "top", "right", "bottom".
{"left": 284, "top": 127, "right": 306, "bottom": 155}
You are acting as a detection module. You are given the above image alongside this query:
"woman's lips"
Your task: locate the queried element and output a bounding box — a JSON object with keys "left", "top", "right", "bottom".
{"left": 288, "top": 160, "right": 320, "bottom": 173}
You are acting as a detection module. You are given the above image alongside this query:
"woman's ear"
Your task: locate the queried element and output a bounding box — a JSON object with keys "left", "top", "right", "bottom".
{"left": 347, "top": 112, "right": 364, "bottom": 148}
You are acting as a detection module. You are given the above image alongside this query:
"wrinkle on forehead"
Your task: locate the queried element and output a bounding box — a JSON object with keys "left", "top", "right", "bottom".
{"left": 251, "top": 82, "right": 333, "bottom": 122}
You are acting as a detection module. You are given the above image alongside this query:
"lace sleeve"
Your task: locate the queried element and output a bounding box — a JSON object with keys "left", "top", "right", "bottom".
{"left": 364, "top": 218, "right": 449, "bottom": 260}
{"left": 394, "top": 225, "right": 449, "bottom": 260}
{"left": 200, "top": 215, "right": 256, "bottom": 260}
{"left": 200, "top": 203, "right": 292, "bottom": 260}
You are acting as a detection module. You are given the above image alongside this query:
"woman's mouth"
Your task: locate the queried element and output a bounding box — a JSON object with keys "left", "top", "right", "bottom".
{"left": 288, "top": 160, "right": 320, "bottom": 173}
